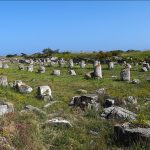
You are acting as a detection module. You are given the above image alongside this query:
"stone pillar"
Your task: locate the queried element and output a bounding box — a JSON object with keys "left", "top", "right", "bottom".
{"left": 94, "top": 64, "right": 102, "bottom": 79}
{"left": 80, "top": 60, "right": 86, "bottom": 69}
{"left": 108, "top": 62, "right": 114, "bottom": 69}
{"left": 27, "top": 65, "right": 34, "bottom": 72}
{"left": 120, "top": 68, "right": 130, "bottom": 81}
{"left": 68, "top": 59, "right": 74, "bottom": 69}
{"left": 93, "top": 60, "right": 100, "bottom": 68}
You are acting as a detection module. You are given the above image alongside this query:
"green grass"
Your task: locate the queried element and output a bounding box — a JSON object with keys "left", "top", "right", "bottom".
{"left": 0, "top": 62, "right": 149, "bottom": 149}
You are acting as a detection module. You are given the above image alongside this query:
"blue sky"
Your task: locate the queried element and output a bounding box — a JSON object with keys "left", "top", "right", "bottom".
{"left": 0, "top": 1, "right": 150, "bottom": 55}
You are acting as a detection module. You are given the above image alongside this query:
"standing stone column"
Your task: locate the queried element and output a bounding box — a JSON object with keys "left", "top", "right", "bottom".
{"left": 0, "top": 76, "right": 8, "bottom": 86}
{"left": 18, "top": 64, "right": 24, "bottom": 70}
{"left": 93, "top": 60, "right": 100, "bottom": 68}
{"left": 108, "top": 62, "right": 114, "bottom": 69}
{"left": 0, "top": 61, "right": 2, "bottom": 68}
{"left": 68, "top": 59, "right": 74, "bottom": 69}
{"left": 80, "top": 60, "right": 86, "bottom": 69}
{"left": 94, "top": 64, "right": 102, "bottom": 79}
{"left": 120, "top": 67, "right": 130, "bottom": 81}
{"left": 27, "top": 65, "right": 34, "bottom": 72}
{"left": 58, "top": 58, "right": 65, "bottom": 67}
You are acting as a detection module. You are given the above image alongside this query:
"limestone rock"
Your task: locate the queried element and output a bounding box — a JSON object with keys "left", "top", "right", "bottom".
{"left": 94, "top": 64, "right": 102, "bottom": 79}
{"left": 2, "top": 64, "right": 9, "bottom": 69}
{"left": 0, "top": 76, "right": 8, "bottom": 86}
{"left": 17, "top": 83, "right": 33, "bottom": 94}
{"left": 0, "top": 101, "right": 14, "bottom": 116}
{"left": 124, "top": 96, "right": 137, "bottom": 105}
{"left": 27, "top": 65, "right": 34, "bottom": 72}
{"left": 120, "top": 68, "right": 130, "bottom": 81}
{"left": 108, "top": 62, "right": 114, "bottom": 69}
{"left": 38, "top": 66, "right": 45, "bottom": 73}
{"left": 142, "top": 67, "right": 148, "bottom": 72}
{"left": 37, "top": 86, "right": 52, "bottom": 101}
{"left": 53, "top": 70, "right": 60, "bottom": 76}
{"left": 80, "top": 60, "right": 86, "bottom": 69}
{"left": 85, "top": 71, "right": 94, "bottom": 79}
{"left": 95, "top": 88, "right": 105, "bottom": 95}
{"left": 68, "top": 59, "right": 74, "bottom": 69}
{"left": 101, "top": 106, "right": 137, "bottom": 121}
{"left": 132, "top": 79, "right": 140, "bottom": 84}
{"left": 104, "top": 99, "right": 115, "bottom": 108}
{"left": 0, "top": 61, "right": 2, "bottom": 68}
{"left": 58, "top": 58, "right": 65, "bottom": 67}
{"left": 93, "top": 60, "right": 100, "bottom": 68}
{"left": 45, "top": 118, "right": 72, "bottom": 127}
{"left": 13, "top": 80, "right": 23, "bottom": 88}
{"left": 142, "top": 63, "right": 150, "bottom": 70}
{"left": 68, "top": 69, "right": 76, "bottom": 76}
{"left": 114, "top": 122, "right": 150, "bottom": 146}
{"left": 69, "top": 94, "right": 99, "bottom": 111}
{"left": 18, "top": 64, "right": 24, "bottom": 70}
{"left": 77, "top": 89, "right": 87, "bottom": 94}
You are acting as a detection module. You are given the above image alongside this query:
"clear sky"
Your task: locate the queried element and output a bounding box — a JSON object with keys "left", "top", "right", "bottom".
{"left": 0, "top": 1, "right": 150, "bottom": 55}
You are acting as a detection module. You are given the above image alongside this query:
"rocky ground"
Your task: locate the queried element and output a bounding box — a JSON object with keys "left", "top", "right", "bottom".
{"left": 0, "top": 58, "right": 149, "bottom": 150}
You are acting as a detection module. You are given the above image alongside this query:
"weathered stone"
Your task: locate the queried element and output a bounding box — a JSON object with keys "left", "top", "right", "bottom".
{"left": 69, "top": 94, "right": 99, "bottom": 110}
{"left": 124, "top": 96, "right": 137, "bottom": 105}
{"left": 123, "top": 61, "right": 126, "bottom": 64}
{"left": 108, "top": 62, "right": 114, "bottom": 69}
{"left": 58, "top": 58, "right": 65, "bottom": 67}
{"left": 142, "top": 63, "right": 150, "bottom": 70}
{"left": 68, "top": 59, "right": 74, "bottom": 69}
{"left": 2, "top": 64, "right": 9, "bottom": 69}
{"left": 27, "top": 65, "right": 33, "bottom": 72}
{"left": 120, "top": 68, "right": 130, "bottom": 81}
{"left": 0, "top": 76, "right": 8, "bottom": 86}
{"left": 85, "top": 71, "right": 94, "bottom": 79}
{"left": 29, "top": 59, "right": 34, "bottom": 65}
{"left": 101, "top": 106, "right": 137, "bottom": 121}
{"left": 126, "top": 63, "right": 132, "bottom": 69}
{"left": 37, "top": 86, "right": 52, "bottom": 101}
{"left": 94, "top": 64, "right": 102, "bottom": 79}
{"left": 132, "top": 79, "right": 140, "bottom": 84}
{"left": 142, "top": 67, "right": 148, "bottom": 72}
{"left": 38, "top": 66, "right": 45, "bottom": 73}
{"left": 8, "top": 82, "right": 14, "bottom": 88}
{"left": 0, "top": 101, "right": 14, "bottom": 116}
{"left": 114, "top": 122, "right": 150, "bottom": 146}
{"left": 13, "top": 80, "right": 22, "bottom": 88}
{"left": 0, "top": 61, "right": 3, "bottom": 68}
{"left": 17, "top": 83, "right": 33, "bottom": 94}
{"left": 93, "top": 60, "right": 100, "bottom": 68}
{"left": 95, "top": 88, "right": 105, "bottom": 95}
{"left": 80, "top": 60, "right": 86, "bottom": 69}
{"left": 104, "top": 99, "right": 115, "bottom": 107}
{"left": 45, "top": 118, "right": 72, "bottom": 127}
{"left": 49, "top": 61, "right": 55, "bottom": 67}
{"left": 77, "top": 89, "right": 87, "bottom": 94}
{"left": 53, "top": 70, "right": 60, "bottom": 76}
{"left": 51, "top": 57, "right": 58, "bottom": 61}
{"left": 68, "top": 69, "right": 76, "bottom": 76}
{"left": 18, "top": 64, "right": 24, "bottom": 70}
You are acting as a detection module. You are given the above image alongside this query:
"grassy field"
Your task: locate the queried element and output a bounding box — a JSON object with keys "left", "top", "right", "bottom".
{"left": 0, "top": 61, "right": 150, "bottom": 149}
